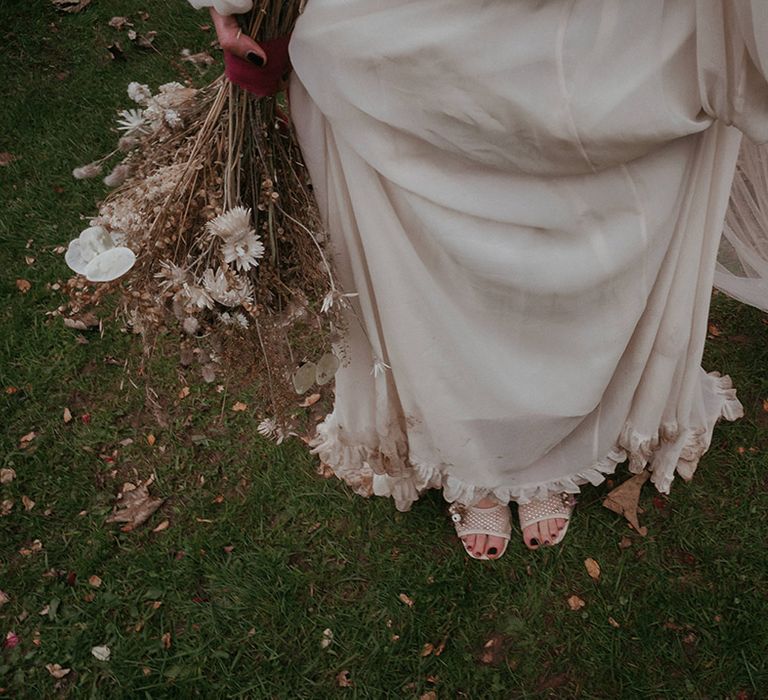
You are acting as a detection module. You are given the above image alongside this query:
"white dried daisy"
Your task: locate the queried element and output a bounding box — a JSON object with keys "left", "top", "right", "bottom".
{"left": 257, "top": 417, "right": 285, "bottom": 445}
{"left": 206, "top": 206, "right": 253, "bottom": 240}
{"left": 220, "top": 311, "right": 250, "bottom": 329}
{"left": 202, "top": 267, "right": 231, "bottom": 303}
{"left": 127, "top": 82, "right": 152, "bottom": 105}
{"left": 117, "top": 108, "right": 148, "bottom": 136}
{"left": 155, "top": 260, "right": 190, "bottom": 292}
{"left": 221, "top": 234, "right": 265, "bottom": 273}
{"left": 179, "top": 282, "right": 213, "bottom": 310}
{"left": 164, "top": 109, "right": 182, "bottom": 128}
{"left": 159, "top": 81, "right": 185, "bottom": 94}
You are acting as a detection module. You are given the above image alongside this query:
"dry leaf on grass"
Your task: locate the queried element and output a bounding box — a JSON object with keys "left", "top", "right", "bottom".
{"left": 0, "top": 590, "right": 10, "bottom": 606}
{"left": 161, "top": 632, "right": 172, "bottom": 649}
{"left": 0, "top": 468, "right": 16, "bottom": 484}
{"left": 91, "top": 645, "right": 111, "bottom": 661}
{"left": 152, "top": 519, "right": 170, "bottom": 532}
{"left": 63, "top": 313, "right": 99, "bottom": 330}
{"left": 584, "top": 557, "right": 601, "bottom": 581}
{"left": 88, "top": 575, "right": 102, "bottom": 588}
{"left": 602, "top": 470, "right": 650, "bottom": 536}
{"left": 336, "top": 670, "right": 353, "bottom": 687}
{"left": 320, "top": 628, "right": 333, "bottom": 649}
{"left": 52, "top": 0, "right": 91, "bottom": 11}
{"left": 108, "top": 16, "right": 132, "bottom": 30}
{"left": 45, "top": 663, "right": 71, "bottom": 679}
{"left": 105, "top": 477, "right": 164, "bottom": 531}
{"left": 0, "top": 152, "right": 18, "bottom": 166}
{"left": 299, "top": 393, "right": 321, "bottom": 407}
{"left": 477, "top": 633, "right": 512, "bottom": 666}
{"left": 19, "top": 431, "right": 37, "bottom": 449}
{"left": 398, "top": 592, "right": 414, "bottom": 607}
{"left": 22, "top": 495, "right": 35, "bottom": 511}
{"left": 16, "top": 279, "right": 31, "bottom": 294}
{"left": 567, "top": 595, "right": 586, "bottom": 611}
{"left": 232, "top": 401, "right": 248, "bottom": 412}
{"left": 63, "top": 407, "right": 73, "bottom": 423}
{"left": 1, "top": 499, "right": 13, "bottom": 516}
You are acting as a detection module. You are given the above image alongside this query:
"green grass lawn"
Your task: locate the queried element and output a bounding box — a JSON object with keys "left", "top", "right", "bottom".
{"left": 2, "top": 2, "right": 767, "bottom": 697}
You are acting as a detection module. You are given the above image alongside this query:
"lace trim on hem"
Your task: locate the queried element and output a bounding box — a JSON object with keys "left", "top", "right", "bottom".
{"left": 307, "top": 371, "right": 744, "bottom": 513}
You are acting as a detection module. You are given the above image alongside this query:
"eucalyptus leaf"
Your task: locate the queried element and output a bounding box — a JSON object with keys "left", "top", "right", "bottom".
{"left": 315, "top": 352, "right": 340, "bottom": 385}
{"left": 292, "top": 362, "right": 317, "bottom": 394}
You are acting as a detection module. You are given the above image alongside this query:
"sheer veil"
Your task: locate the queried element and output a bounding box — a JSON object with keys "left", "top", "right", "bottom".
{"left": 716, "top": 138, "right": 768, "bottom": 312}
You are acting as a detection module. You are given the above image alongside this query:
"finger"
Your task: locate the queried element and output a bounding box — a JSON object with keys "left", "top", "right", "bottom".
{"left": 226, "top": 34, "right": 268, "bottom": 65}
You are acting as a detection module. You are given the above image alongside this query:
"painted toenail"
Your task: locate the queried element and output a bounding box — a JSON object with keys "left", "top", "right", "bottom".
{"left": 531, "top": 538, "right": 539, "bottom": 545}
{"left": 488, "top": 547, "right": 497, "bottom": 555}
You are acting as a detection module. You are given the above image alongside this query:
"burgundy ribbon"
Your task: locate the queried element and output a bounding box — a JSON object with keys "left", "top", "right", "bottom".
{"left": 223, "top": 33, "right": 293, "bottom": 98}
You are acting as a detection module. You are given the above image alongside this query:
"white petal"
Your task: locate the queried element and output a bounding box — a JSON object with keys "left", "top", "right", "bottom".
{"left": 64, "top": 239, "right": 90, "bottom": 275}
{"left": 84, "top": 247, "right": 136, "bottom": 282}
{"left": 78, "top": 226, "right": 114, "bottom": 260}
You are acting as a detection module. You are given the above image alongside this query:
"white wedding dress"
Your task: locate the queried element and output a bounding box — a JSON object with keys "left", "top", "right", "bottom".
{"left": 190, "top": 0, "right": 768, "bottom": 511}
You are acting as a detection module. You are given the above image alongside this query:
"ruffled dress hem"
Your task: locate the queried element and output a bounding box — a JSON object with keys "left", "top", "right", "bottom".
{"left": 307, "top": 372, "right": 744, "bottom": 512}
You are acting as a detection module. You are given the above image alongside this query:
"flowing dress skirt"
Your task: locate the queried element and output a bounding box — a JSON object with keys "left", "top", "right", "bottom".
{"left": 286, "top": 0, "right": 768, "bottom": 511}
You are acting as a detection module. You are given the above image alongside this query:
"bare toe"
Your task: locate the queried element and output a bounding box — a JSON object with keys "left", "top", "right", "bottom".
{"left": 486, "top": 535, "right": 505, "bottom": 558}
{"left": 474, "top": 533, "right": 487, "bottom": 556}
{"left": 522, "top": 524, "right": 540, "bottom": 549}
{"left": 555, "top": 518, "right": 566, "bottom": 530}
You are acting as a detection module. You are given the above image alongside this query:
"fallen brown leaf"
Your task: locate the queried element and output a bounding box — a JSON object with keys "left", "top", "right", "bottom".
{"left": 336, "top": 670, "right": 353, "bottom": 687}
{"left": 0, "top": 152, "right": 18, "bottom": 166}
{"left": 108, "top": 16, "right": 132, "bottom": 29}
{"left": 105, "top": 478, "right": 164, "bottom": 531}
{"left": 584, "top": 557, "right": 601, "bottom": 581}
{"left": 420, "top": 642, "right": 434, "bottom": 657}
{"left": 0, "top": 590, "right": 10, "bottom": 606}
{"left": 477, "top": 633, "right": 512, "bottom": 666}
{"left": 146, "top": 434, "right": 156, "bottom": 446}
{"left": 398, "top": 592, "right": 414, "bottom": 607}
{"left": 63, "top": 407, "right": 73, "bottom": 423}
{"left": 52, "top": 0, "right": 91, "bottom": 12}
{"left": 16, "top": 279, "right": 31, "bottom": 294}
{"left": 22, "top": 495, "right": 35, "bottom": 512}
{"left": 152, "top": 519, "right": 170, "bottom": 533}
{"left": 178, "top": 386, "right": 190, "bottom": 399}
{"left": 63, "top": 312, "right": 99, "bottom": 330}
{"left": 0, "top": 468, "right": 16, "bottom": 484}
{"left": 161, "top": 632, "right": 172, "bottom": 649}
{"left": 608, "top": 616, "right": 620, "bottom": 628}
{"left": 45, "top": 663, "right": 71, "bottom": 679}
{"left": 88, "top": 575, "right": 102, "bottom": 588}
{"left": 232, "top": 401, "right": 248, "bottom": 412}
{"left": 602, "top": 470, "right": 650, "bottom": 536}
{"left": 299, "top": 393, "right": 321, "bottom": 407}
{"left": 567, "top": 594, "right": 586, "bottom": 610}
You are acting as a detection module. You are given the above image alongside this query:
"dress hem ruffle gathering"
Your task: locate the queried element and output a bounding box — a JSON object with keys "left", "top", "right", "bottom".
{"left": 308, "top": 371, "right": 743, "bottom": 512}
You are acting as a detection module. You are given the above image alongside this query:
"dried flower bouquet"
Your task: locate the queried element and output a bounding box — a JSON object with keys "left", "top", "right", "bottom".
{"left": 64, "top": 0, "right": 351, "bottom": 434}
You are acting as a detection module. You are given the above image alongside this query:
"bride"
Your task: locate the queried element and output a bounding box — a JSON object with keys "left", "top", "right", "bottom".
{"left": 190, "top": 0, "right": 767, "bottom": 560}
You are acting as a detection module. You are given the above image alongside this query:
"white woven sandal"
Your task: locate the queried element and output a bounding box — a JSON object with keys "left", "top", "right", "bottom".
{"left": 517, "top": 492, "right": 577, "bottom": 548}
{"left": 448, "top": 501, "right": 512, "bottom": 560}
